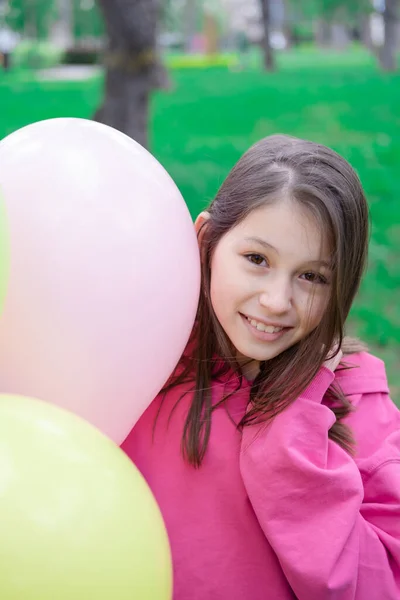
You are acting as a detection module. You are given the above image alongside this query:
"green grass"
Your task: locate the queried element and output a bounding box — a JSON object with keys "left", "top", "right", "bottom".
{"left": 1, "top": 46, "right": 399, "bottom": 399}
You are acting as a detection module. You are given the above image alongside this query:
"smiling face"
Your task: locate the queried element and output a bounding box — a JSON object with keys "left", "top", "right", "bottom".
{"left": 205, "top": 199, "right": 332, "bottom": 370}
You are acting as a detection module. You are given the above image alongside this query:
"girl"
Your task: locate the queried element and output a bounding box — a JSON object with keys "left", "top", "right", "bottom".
{"left": 122, "top": 135, "right": 400, "bottom": 599}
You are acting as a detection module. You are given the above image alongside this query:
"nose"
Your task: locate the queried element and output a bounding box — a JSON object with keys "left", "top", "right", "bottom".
{"left": 259, "top": 275, "right": 292, "bottom": 315}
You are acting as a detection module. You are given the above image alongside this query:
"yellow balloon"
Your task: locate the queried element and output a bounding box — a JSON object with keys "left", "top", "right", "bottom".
{"left": 0, "top": 394, "right": 172, "bottom": 599}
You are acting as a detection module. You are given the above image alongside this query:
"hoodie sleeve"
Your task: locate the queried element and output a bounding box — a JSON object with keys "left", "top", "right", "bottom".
{"left": 240, "top": 364, "right": 400, "bottom": 600}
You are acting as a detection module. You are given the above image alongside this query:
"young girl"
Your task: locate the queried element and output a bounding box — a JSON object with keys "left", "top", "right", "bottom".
{"left": 122, "top": 135, "right": 400, "bottom": 599}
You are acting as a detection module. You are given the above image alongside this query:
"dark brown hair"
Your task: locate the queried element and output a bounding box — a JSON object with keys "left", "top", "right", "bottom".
{"left": 163, "top": 134, "right": 369, "bottom": 467}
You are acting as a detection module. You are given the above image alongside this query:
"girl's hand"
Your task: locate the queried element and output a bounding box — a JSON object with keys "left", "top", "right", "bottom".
{"left": 323, "top": 345, "right": 343, "bottom": 372}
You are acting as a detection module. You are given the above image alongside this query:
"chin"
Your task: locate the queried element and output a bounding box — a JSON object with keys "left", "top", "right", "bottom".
{"left": 256, "top": 350, "right": 284, "bottom": 361}
{"left": 235, "top": 344, "right": 282, "bottom": 362}
{"left": 239, "top": 336, "right": 298, "bottom": 361}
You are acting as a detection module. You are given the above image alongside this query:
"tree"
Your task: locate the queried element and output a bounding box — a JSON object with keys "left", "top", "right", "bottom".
{"left": 52, "top": 0, "right": 73, "bottom": 47}
{"left": 94, "top": 0, "right": 162, "bottom": 148}
{"left": 73, "top": 0, "right": 104, "bottom": 41}
{"left": 379, "top": 0, "right": 400, "bottom": 71}
{"left": 285, "top": 0, "right": 371, "bottom": 47}
{"left": 5, "top": 0, "right": 104, "bottom": 42}
{"left": 6, "top": 0, "right": 58, "bottom": 39}
{"left": 183, "top": 0, "right": 198, "bottom": 52}
{"left": 259, "top": 0, "right": 275, "bottom": 70}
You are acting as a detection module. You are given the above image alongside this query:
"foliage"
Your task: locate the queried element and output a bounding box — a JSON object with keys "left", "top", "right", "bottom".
{"left": 5, "top": 0, "right": 57, "bottom": 40}
{"left": 166, "top": 52, "right": 236, "bottom": 68}
{"left": 4, "top": 0, "right": 104, "bottom": 41}
{"left": 11, "top": 40, "right": 63, "bottom": 68}
{"left": 72, "top": 0, "right": 104, "bottom": 39}
{"left": 287, "top": 0, "right": 372, "bottom": 24}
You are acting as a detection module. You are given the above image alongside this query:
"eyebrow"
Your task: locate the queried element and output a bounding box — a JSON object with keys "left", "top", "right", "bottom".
{"left": 243, "top": 236, "right": 332, "bottom": 269}
{"left": 244, "top": 236, "right": 277, "bottom": 252}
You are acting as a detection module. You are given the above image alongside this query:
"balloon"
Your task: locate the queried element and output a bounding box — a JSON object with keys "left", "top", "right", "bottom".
{"left": 0, "top": 393, "right": 172, "bottom": 600}
{"left": 0, "top": 189, "right": 9, "bottom": 315}
{"left": 0, "top": 118, "right": 200, "bottom": 443}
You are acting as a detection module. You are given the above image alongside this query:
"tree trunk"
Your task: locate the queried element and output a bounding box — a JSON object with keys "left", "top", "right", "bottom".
{"left": 94, "top": 0, "right": 161, "bottom": 148}
{"left": 282, "top": 0, "right": 293, "bottom": 48}
{"left": 204, "top": 12, "right": 218, "bottom": 55}
{"left": 25, "top": 2, "right": 38, "bottom": 39}
{"left": 330, "top": 23, "right": 350, "bottom": 50}
{"left": 314, "top": 19, "right": 331, "bottom": 47}
{"left": 51, "top": 0, "right": 74, "bottom": 48}
{"left": 183, "top": 0, "right": 198, "bottom": 53}
{"left": 259, "top": 0, "right": 275, "bottom": 71}
{"left": 360, "top": 14, "right": 373, "bottom": 51}
{"left": 379, "top": 0, "right": 400, "bottom": 71}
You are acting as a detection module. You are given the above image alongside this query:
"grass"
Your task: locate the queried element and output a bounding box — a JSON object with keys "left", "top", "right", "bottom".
{"left": 0, "top": 45, "right": 399, "bottom": 399}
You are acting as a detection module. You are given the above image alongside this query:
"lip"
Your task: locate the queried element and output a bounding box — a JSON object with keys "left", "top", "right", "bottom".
{"left": 242, "top": 314, "right": 293, "bottom": 329}
{"left": 240, "top": 313, "right": 293, "bottom": 342}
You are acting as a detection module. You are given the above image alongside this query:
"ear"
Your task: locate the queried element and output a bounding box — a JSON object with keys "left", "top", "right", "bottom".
{"left": 194, "top": 211, "right": 210, "bottom": 244}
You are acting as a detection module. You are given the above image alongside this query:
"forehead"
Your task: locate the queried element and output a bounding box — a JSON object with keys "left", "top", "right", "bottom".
{"left": 225, "top": 200, "right": 331, "bottom": 261}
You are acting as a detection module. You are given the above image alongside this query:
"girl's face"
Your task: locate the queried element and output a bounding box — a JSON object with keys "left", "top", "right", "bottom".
{"left": 201, "top": 199, "right": 332, "bottom": 369}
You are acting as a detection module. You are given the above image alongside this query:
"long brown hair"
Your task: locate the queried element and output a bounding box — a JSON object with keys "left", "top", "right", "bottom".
{"left": 163, "top": 134, "right": 369, "bottom": 467}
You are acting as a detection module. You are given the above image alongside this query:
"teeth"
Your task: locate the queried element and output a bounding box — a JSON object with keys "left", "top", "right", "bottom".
{"left": 248, "top": 318, "right": 283, "bottom": 333}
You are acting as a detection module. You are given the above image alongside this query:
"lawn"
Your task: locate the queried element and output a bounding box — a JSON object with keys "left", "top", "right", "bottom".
{"left": 1, "top": 46, "right": 399, "bottom": 398}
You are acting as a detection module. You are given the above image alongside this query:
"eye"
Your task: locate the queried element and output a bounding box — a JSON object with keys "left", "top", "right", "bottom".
{"left": 245, "top": 253, "right": 268, "bottom": 267}
{"left": 301, "top": 271, "right": 328, "bottom": 284}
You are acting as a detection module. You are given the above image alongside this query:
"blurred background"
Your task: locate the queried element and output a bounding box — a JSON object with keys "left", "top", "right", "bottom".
{"left": 0, "top": 0, "right": 399, "bottom": 401}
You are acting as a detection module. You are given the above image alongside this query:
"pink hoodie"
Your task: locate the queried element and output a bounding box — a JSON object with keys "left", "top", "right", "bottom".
{"left": 122, "top": 352, "right": 400, "bottom": 599}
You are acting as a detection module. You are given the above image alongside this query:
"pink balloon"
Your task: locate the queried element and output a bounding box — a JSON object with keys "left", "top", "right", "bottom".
{"left": 0, "top": 118, "right": 200, "bottom": 443}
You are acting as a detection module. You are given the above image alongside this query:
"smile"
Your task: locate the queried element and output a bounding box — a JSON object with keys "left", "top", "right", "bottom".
{"left": 246, "top": 317, "right": 283, "bottom": 333}
{"left": 239, "top": 314, "right": 292, "bottom": 342}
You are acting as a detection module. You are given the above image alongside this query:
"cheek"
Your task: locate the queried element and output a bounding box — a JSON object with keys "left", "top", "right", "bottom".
{"left": 209, "top": 252, "right": 243, "bottom": 313}
{"left": 298, "top": 289, "right": 330, "bottom": 330}
{"left": 210, "top": 267, "right": 235, "bottom": 310}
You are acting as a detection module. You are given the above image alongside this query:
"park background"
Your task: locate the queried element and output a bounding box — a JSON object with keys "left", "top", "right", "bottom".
{"left": 0, "top": 0, "right": 399, "bottom": 402}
